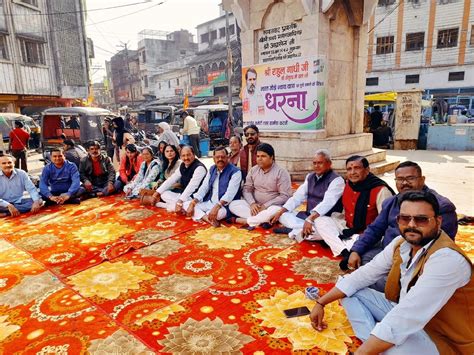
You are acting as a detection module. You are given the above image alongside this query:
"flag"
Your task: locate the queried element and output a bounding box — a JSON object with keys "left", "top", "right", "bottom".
{"left": 183, "top": 94, "right": 189, "bottom": 109}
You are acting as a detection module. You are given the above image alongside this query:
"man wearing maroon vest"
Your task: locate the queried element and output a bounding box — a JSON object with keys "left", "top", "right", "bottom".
{"left": 309, "top": 191, "right": 473, "bottom": 354}
{"left": 270, "top": 149, "right": 344, "bottom": 241}
{"left": 238, "top": 125, "right": 260, "bottom": 177}
{"left": 314, "top": 155, "right": 394, "bottom": 258}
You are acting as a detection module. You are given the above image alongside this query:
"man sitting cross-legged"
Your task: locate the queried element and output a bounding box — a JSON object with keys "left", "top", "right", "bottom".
{"left": 152, "top": 145, "right": 207, "bottom": 214}
{"left": 314, "top": 155, "right": 394, "bottom": 259}
{"left": 77, "top": 141, "right": 116, "bottom": 198}
{"left": 309, "top": 191, "right": 473, "bottom": 355}
{"left": 39, "top": 148, "right": 81, "bottom": 205}
{"left": 184, "top": 146, "right": 242, "bottom": 227}
{"left": 0, "top": 154, "right": 42, "bottom": 217}
{"left": 344, "top": 161, "right": 458, "bottom": 286}
{"left": 270, "top": 149, "right": 345, "bottom": 241}
{"left": 229, "top": 143, "right": 292, "bottom": 230}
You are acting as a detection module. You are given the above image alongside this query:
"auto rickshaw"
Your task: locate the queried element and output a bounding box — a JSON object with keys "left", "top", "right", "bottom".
{"left": 137, "top": 105, "right": 180, "bottom": 133}
{"left": 40, "top": 107, "right": 115, "bottom": 161}
{"left": 0, "top": 113, "right": 41, "bottom": 149}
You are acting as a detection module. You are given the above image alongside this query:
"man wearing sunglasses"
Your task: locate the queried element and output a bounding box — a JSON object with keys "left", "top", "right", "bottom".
{"left": 239, "top": 124, "right": 261, "bottom": 177}
{"left": 346, "top": 161, "right": 457, "bottom": 286}
{"left": 310, "top": 191, "right": 473, "bottom": 355}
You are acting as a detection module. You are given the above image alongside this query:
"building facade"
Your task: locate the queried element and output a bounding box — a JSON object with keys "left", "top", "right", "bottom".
{"left": 150, "top": 57, "right": 194, "bottom": 100}
{"left": 109, "top": 49, "right": 144, "bottom": 107}
{"left": 0, "top": 0, "right": 90, "bottom": 113}
{"left": 366, "top": 0, "right": 474, "bottom": 110}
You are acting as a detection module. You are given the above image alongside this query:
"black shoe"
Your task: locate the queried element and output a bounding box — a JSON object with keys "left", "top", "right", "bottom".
{"left": 240, "top": 225, "right": 255, "bottom": 231}
{"left": 338, "top": 249, "right": 350, "bottom": 271}
{"left": 68, "top": 198, "right": 81, "bottom": 204}
{"left": 272, "top": 227, "right": 292, "bottom": 234}
{"left": 260, "top": 222, "right": 273, "bottom": 230}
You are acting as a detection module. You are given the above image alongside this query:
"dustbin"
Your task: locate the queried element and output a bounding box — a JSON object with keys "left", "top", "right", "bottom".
{"left": 199, "top": 138, "right": 210, "bottom": 157}
{"left": 180, "top": 135, "right": 190, "bottom": 145}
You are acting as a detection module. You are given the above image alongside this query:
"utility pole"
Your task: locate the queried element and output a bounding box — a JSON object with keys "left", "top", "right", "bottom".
{"left": 225, "top": 10, "right": 233, "bottom": 130}
{"left": 117, "top": 41, "right": 134, "bottom": 107}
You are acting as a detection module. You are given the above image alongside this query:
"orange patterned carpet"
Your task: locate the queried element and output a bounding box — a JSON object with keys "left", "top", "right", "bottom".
{"left": 0, "top": 195, "right": 471, "bottom": 354}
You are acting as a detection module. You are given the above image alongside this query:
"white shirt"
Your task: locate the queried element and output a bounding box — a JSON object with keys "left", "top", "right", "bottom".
{"left": 282, "top": 173, "right": 345, "bottom": 216}
{"left": 336, "top": 236, "right": 471, "bottom": 346}
{"left": 157, "top": 164, "right": 207, "bottom": 202}
{"left": 193, "top": 166, "right": 242, "bottom": 205}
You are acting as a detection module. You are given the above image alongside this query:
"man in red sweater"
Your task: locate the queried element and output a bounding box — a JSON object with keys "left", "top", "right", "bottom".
{"left": 9, "top": 121, "right": 30, "bottom": 172}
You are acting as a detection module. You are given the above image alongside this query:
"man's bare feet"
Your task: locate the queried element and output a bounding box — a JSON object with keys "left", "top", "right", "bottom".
{"left": 202, "top": 215, "right": 221, "bottom": 227}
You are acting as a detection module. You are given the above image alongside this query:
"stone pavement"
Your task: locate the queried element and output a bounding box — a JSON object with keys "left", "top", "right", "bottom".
{"left": 26, "top": 149, "right": 474, "bottom": 215}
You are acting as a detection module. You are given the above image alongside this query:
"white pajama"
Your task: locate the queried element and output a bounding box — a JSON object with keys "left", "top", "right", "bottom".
{"left": 279, "top": 212, "right": 322, "bottom": 241}
{"left": 229, "top": 199, "right": 281, "bottom": 227}
{"left": 314, "top": 213, "right": 359, "bottom": 256}
{"left": 183, "top": 200, "right": 228, "bottom": 221}
{"left": 157, "top": 190, "right": 182, "bottom": 211}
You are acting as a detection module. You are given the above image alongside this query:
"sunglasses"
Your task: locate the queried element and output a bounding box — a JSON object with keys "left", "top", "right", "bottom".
{"left": 244, "top": 132, "right": 257, "bottom": 137}
{"left": 397, "top": 214, "right": 435, "bottom": 226}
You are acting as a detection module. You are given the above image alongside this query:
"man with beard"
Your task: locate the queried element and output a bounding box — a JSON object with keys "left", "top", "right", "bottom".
{"left": 242, "top": 68, "right": 265, "bottom": 118}
{"left": 315, "top": 155, "right": 394, "bottom": 259}
{"left": 346, "top": 161, "right": 457, "bottom": 284}
{"left": 152, "top": 146, "right": 207, "bottom": 213}
{"left": 239, "top": 124, "right": 261, "bottom": 177}
{"left": 184, "top": 146, "right": 242, "bottom": 227}
{"left": 78, "top": 141, "right": 116, "bottom": 198}
{"left": 309, "top": 191, "right": 473, "bottom": 355}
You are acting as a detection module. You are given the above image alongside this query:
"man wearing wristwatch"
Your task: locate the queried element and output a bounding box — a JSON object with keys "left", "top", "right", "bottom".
{"left": 270, "top": 149, "right": 344, "bottom": 242}
{"left": 151, "top": 146, "right": 207, "bottom": 213}
{"left": 183, "top": 146, "right": 242, "bottom": 227}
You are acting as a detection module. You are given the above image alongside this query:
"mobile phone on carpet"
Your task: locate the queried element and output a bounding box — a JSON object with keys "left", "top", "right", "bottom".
{"left": 283, "top": 306, "right": 311, "bottom": 318}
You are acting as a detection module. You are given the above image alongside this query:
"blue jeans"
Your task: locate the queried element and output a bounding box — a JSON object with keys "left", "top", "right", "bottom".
{"left": 340, "top": 288, "right": 439, "bottom": 354}
{"left": 0, "top": 198, "right": 34, "bottom": 215}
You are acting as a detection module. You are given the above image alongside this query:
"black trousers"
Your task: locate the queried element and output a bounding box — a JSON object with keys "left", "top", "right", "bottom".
{"left": 188, "top": 134, "right": 201, "bottom": 158}
{"left": 11, "top": 149, "right": 28, "bottom": 172}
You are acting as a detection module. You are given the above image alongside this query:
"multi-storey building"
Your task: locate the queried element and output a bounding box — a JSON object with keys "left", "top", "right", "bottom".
{"left": 109, "top": 49, "right": 144, "bottom": 107}
{"left": 366, "top": 0, "right": 474, "bottom": 111}
{"left": 150, "top": 57, "right": 195, "bottom": 100}
{"left": 137, "top": 29, "right": 197, "bottom": 99}
{"left": 0, "top": 0, "right": 90, "bottom": 112}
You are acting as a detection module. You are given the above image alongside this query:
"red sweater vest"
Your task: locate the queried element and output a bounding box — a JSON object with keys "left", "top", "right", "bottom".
{"left": 342, "top": 183, "right": 384, "bottom": 231}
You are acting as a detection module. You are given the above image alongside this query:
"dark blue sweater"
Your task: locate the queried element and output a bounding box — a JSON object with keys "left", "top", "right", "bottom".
{"left": 39, "top": 161, "right": 81, "bottom": 197}
{"left": 351, "top": 186, "right": 458, "bottom": 256}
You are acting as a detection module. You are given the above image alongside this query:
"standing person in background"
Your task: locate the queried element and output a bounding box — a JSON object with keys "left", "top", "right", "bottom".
{"left": 102, "top": 119, "right": 115, "bottom": 160}
{"left": 112, "top": 116, "right": 135, "bottom": 168}
{"left": 239, "top": 125, "right": 261, "bottom": 177}
{"left": 157, "top": 122, "right": 180, "bottom": 147}
{"left": 181, "top": 111, "right": 201, "bottom": 158}
{"left": 369, "top": 105, "right": 383, "bottom": 131}
{"left": 229, "top": 135, "right": 243, "bottom": 166}
{"left": 9, "top": 121, "right": 30, "bottom": 172}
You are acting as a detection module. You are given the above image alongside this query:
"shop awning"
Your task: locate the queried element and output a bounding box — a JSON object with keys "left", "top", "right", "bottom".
{"left": 364, "top": 92, "right": 397, "bottom": 102}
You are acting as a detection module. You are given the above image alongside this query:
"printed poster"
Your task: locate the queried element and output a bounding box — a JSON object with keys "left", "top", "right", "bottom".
{"left": 242, "top": 57, "right": 326, "bottom": 132}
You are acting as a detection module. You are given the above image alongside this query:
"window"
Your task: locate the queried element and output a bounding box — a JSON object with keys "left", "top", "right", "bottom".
{"left": 144, "top": 75, "right": 148, "bottom": 88}
{"left": 168, "top": 80, "right": 171, "bottom": 89}
{"left": 0, "top": 35, "right": 8, "bottom": 60}
{"left": 405, "top": 74, "right": 420, "bottom": 84}
{"left": 448, "top": 71, "right": 464, "bottom": 81}
{"left": 176, "top": 78, "right": 179, "bottom": 85}
{"left": 219, "top": 27, "right": 226, "bottom": 38}
{"left": 470, "top": 25, "right": 474, "bottom": 46}
{"left": 141, "top": 51, "right": 146, "bottom": 63}
{"left": 437, "top": 28, "right": 458, "bottom": 48}
{"left": 19, "top": 0, "right": 38, "bottom": 6}
{"left": 406, "top": 32, "right": 424, "bottom": 51}
{"left": 366, "top": 77, "right": 379, "bottom": 86}
{"left": 376, "top": 36, "right": 394, "bottom": 54}
{"left": 210, "top": 30, "right": 217, "bottom": 41}
{"left": 19, "top": 38, "right": 45, "bottom": 65}
{"left": 229, "top": 25, "right": 235, "bottom": 35}
{"left": 180, "top": 50, "right": 186, "bottom": 55}
{"left": 378, "top": 0, "right": 396, "bottom": 6}
{"left": 200, "top": 33, "right": 209, "bottom": 43}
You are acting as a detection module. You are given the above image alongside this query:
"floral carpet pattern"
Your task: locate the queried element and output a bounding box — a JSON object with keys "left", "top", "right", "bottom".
{"left": 0, "top": 195, "right": 471, "bottom": 354}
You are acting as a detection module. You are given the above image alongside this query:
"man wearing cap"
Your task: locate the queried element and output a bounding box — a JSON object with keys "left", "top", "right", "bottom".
{"left": 270, "top": 149, "right": 345, "bottom": 241}
{"left": 0, "top": 154, "right": 42, "bottom": 217}
{"left": 9, "top": 120, "right": 30, "bottom": 172}
{"left": 184, "top": 146, "right": 242, "bottom": 227}
{"left": 78, "top": 141, "right": 116, "bottom": 198}
{"left": 152, "top": 145, "right": 207, "bottom": 212}
{"left": 39, "top": 148, "right": 81, "bottom": 205}
{"left": 62, "top": 139, "right": 87, "bottom": 169}
{"left": 229, "top": 143, "right": 292, "bottom": 229}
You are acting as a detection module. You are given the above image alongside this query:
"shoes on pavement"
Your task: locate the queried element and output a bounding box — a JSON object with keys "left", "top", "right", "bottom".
{"left": 272, "top": 227, "right": 292, "bottom": 234}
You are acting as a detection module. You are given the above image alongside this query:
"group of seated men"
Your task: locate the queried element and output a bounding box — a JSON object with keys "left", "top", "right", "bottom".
{"left": 0, "top": 124, "right": 471, "bottom": 354}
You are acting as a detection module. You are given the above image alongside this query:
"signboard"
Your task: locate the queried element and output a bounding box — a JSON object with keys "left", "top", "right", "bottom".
{"left": 242, "top": 57, "right": 326, "bottom": 132}
{"left": 258, "top": 22, "right": 303, "bottom": 64}
{"left": 175, "top": 88, "right": 184, "bottom": 96}
{"left": 192, "top": 85, "right": 214, "bottom": 98}
{"left": 207, "top": 71, "right": 226, "bottom": 85}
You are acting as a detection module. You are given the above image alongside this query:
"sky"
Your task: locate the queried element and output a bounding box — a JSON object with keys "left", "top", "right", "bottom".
{"left": 86, "top": 0, "right": 222, "bottom": 82}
